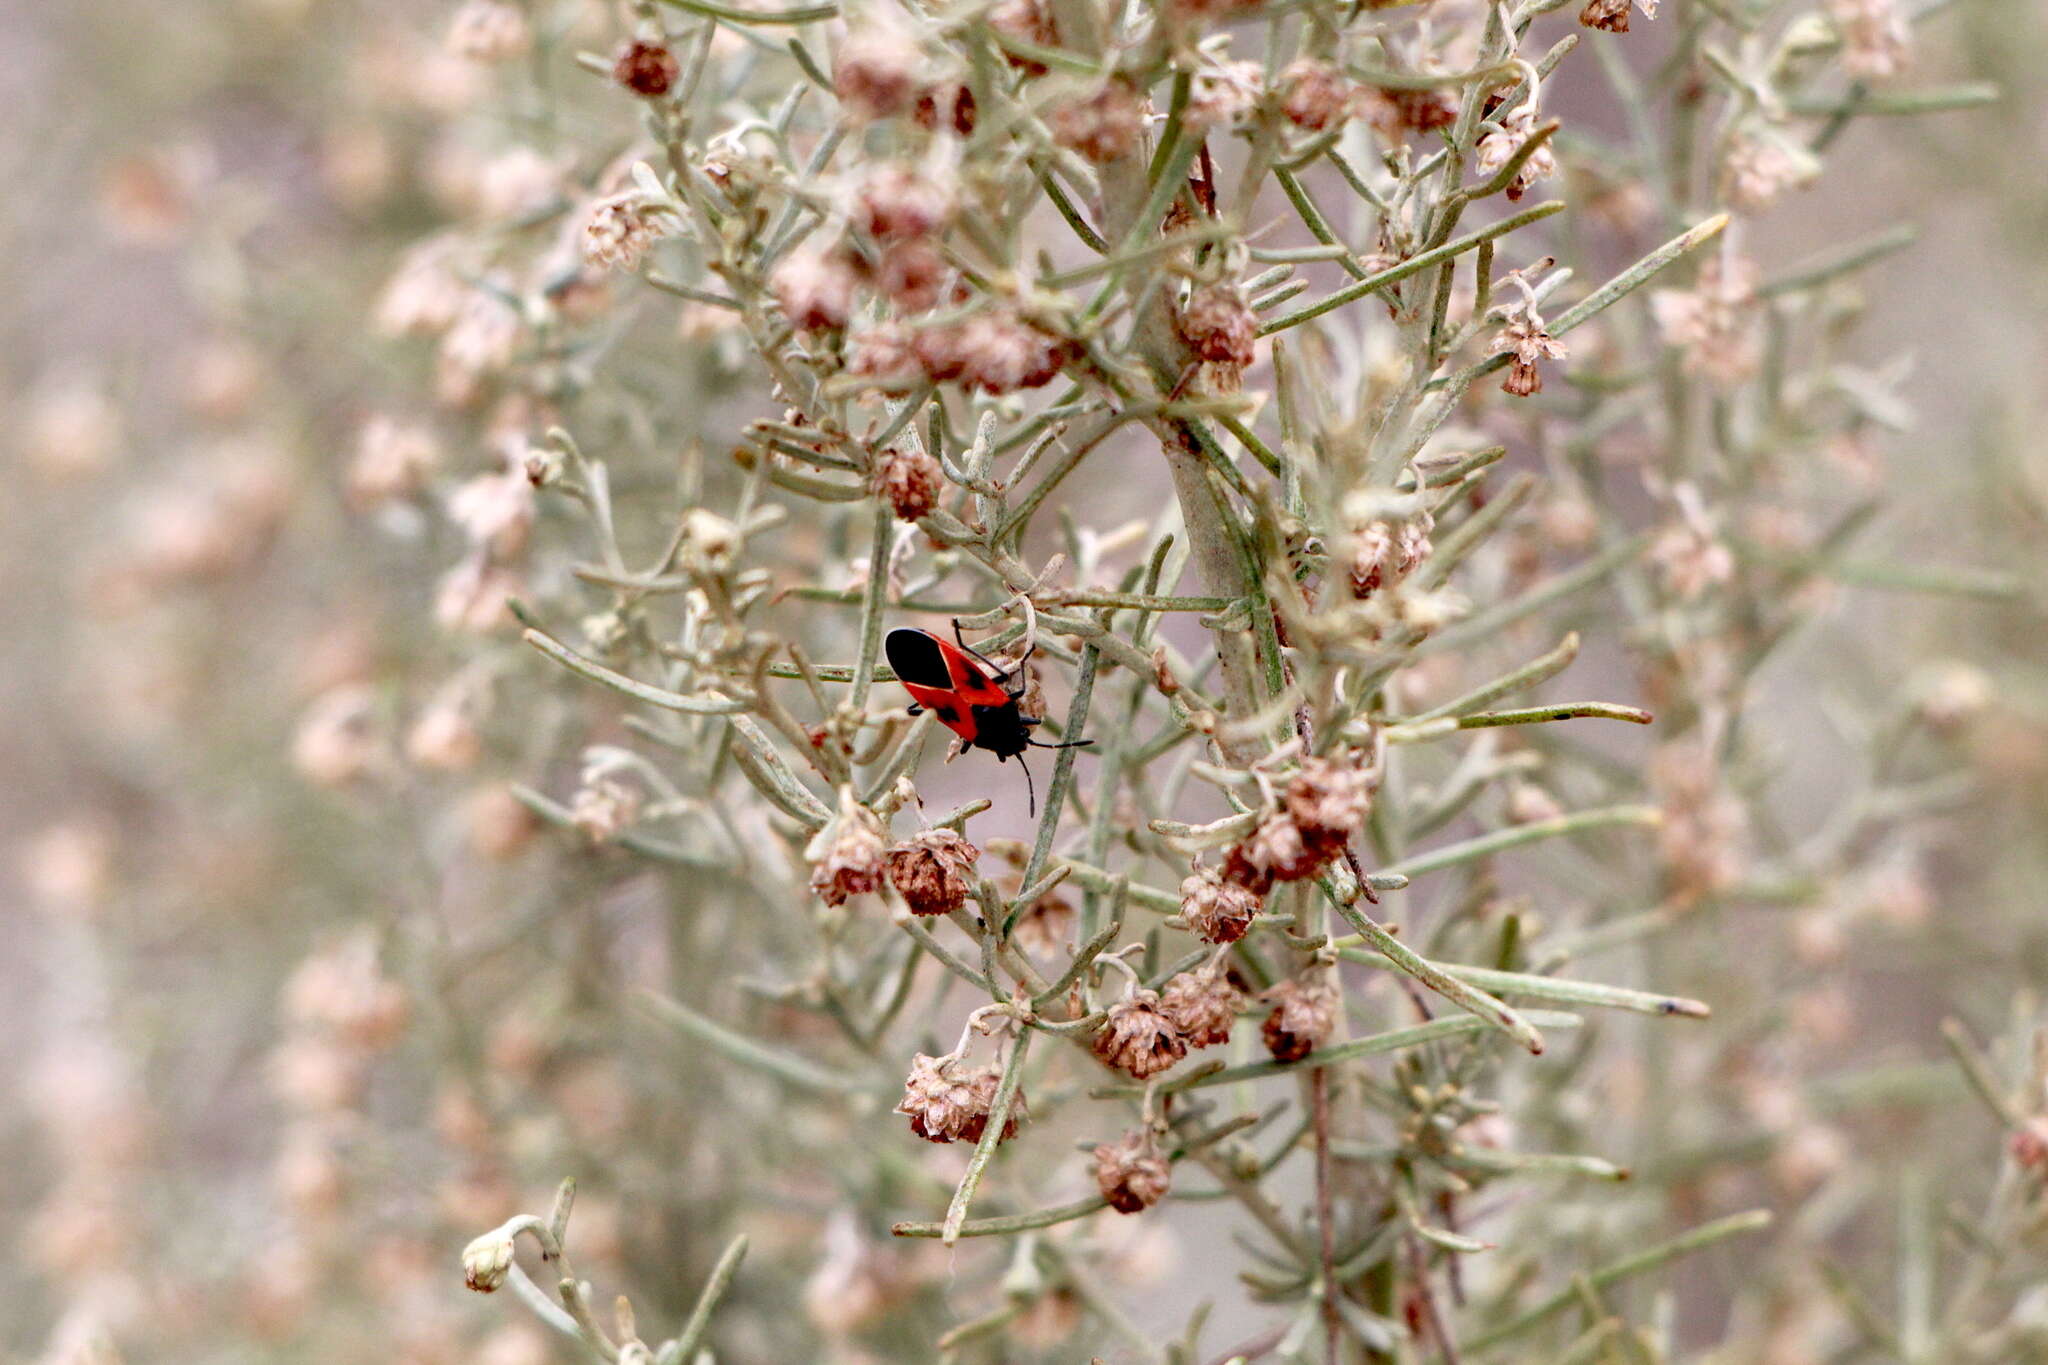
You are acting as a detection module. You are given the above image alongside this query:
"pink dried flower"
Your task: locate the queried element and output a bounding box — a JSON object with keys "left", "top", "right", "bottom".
{"left": 446, "top": 457, "right": 535, "bottom": 555}
{"left": 1348, "top": 508, "right": 1434, "bottom": 599}
{"left": 570, "top": 777, "right": 642, "bottom": 844}
{"left": 1186, "top": 60, "right": 1264, "bottom": 129}
{"left": 871, "top": 445, "right": 945, "bottom": 523}
{"left": 581, "top": 192, "right": 674, "bottom": 273}
{"left": 1092, "top": 990, "right": 1189, "bottom": 1079}
{"left": 807, "top": 790, "right": 887, "bottom": 905}
{"left": 1475, "top": 106, "right": 1556, "bottom": 201}
{"left": 874, "top": 239, "right": 948, "bottom": 312}
{"left": 447, "top": 0, "right": 531, "bottom": 63}
{"left": 1721, "top": 133, "right": 1817, "bottom": 213}
{"left": 771, "top": 250, "right": 859, "bottom": 332}
{"left": 1093, "top": 1130, "right": 1172, "bottom": 1213}
{"left": 1650, "top": 256, "right": 1762, "bottom": 389}
{"left": 1049, "top": 82, "right": 1147, "bottom": 163}
{"left": 1279, "top": 60, "right": 1351, "bottom": 131}
{"left": 848, "top": 322, "right": 922, "bottom": 384}
{"left": 834, "top": 23, "right": 924, "bottom": 121}
{"left": 1829, "top": 0, "right": 1911, "bottom": 79}
{"left": 1178, "top": 285, "right": 1257, "bottom": 369}
{"left": 852, "top": 163, "right": 954, "bottom": 241}
{"left": 349, "top": 416, "right": 440, "bottom": 507}
{"left": 1489, "top": 310, "right": 1568, "bottom": 397}
{"left": 435, "top": 558, "right": 525, "bottom": 635}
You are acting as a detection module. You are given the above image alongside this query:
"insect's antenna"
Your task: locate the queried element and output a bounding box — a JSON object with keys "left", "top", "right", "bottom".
{"left": 1020, "top": 754, "right": 1037, "bottom": 819}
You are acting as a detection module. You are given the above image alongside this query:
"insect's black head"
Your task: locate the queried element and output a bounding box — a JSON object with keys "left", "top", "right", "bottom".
{"left": 969, "top": 700, "right": 1034, "bottom": 760}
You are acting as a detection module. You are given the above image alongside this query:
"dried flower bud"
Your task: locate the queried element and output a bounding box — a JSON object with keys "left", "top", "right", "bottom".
{"left": 960, "top": 1063, "right": 1027, "bottom": 1143}
{"left": 988, "top": 0, "right": 1057, "bottom": 68}
{"left": 834, "top": 24, "right": 923, "bottom": 121}
{"left": 770, "top": 250, "right": 859, "bottom": 333}
{"left": 570, "top": 777, "right": 642, "bottom": 844}
{"left": 406, "top": 696, "right": 482, "bottom": 773}
{"left": 1261, "top": 975, "right": 1338, "bottom": 1063}
{"left": 1177, "top": 285, "right": 1257, "bottom": 369}
{"left": 349, "top": 416, "right": 440, "bottom": 508}
{"left": 1093, "top": 1131, "right": 1172, "bottom": 1213}
{"left": 852, "top": 163, "right": 954, "bottom": 241}
{"left": 1490, "top": 310, "right": 1569, "bottom": 397}
{"left": 1178, "top": 864, "right": 1260, "bottom": 944}
{"left": 1186, "top": 60, "right": 1264, "bottom": 129}
{"left": 2010, "top": 1117, "right": 2048, "bottom": 1171}
{"left": 912, "top": 83, "right": 978, "bottom": 135}
{"left": 612, "top": 40, "right": 680, "bottom": 97}
{"left": 447, "top": 0, "right": 531, "bottom": 63}
{"left": 1914, "top": 662, "right": 1993, "bottom": 731}
{"left": 1579, "top": 0, "right": 1632, "bottom": 30}
{"left": 581, "top": 192, "right": 674, "bottom": 273}
{"left": 1475, "top": 106, "right": 1556, "bottom": 201}
{"left": 848, "top": 322, "right": 922, "bottom": 385}
{"left": 1092, "top": 990, "right": 1189, "bottom": 1079}
{"left": 1049, "top": 82, "right": 1147, "bottom": 163}
{"left": 874, "top": 239, "right": 948, "bottom": 312}
{"left": 1159, "top": 964, "right": 1242, "bottom": 1047}
{"left": 1285, "top": 752, "right": 1373, "bottom": 857}
{"left": 807, "top": 790, "right": 887, "bottom": 906}
{"left": 1829, "top": 0, "right": 1910, "bottom": 80}
{"left": 885, "top": 827, "right": 980, "bottom": 915}
{"left": 1360, "top": 86, "right": 1458, "bottom": 137}
{"left": 461, "top": 1225, "right": 517, "bottom": 1292}
{"left": 1279, "top": 60, "right": 1350, "bottom": 131}
{"left": 917, "top": 313, "right": 1071, "bottom": 394}
{"left": 1348, "top": 509, "right": 1435, "bottom": 599}
{"left": 895, "top": 1052, "right": 1021, "bottom": 1142}
{"left": 1650, "top": 256, "right": 1762, "bottom": 389}
{"left": 871, "top": 445, "right": 944, "bottom": 522}
{"left": 1721, "top": 133, "right": 1818, "bottom": 213}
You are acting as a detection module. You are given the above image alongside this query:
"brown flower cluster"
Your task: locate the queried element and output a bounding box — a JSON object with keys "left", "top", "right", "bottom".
{"left": 884, "top": 827, "right": 980, "bottom": 916}
{"left": 895, "top": 1052, "right": 1027, "bottom": 1144}
{"left": 1221, "top": 753, "right": 1375, "bottom": 895}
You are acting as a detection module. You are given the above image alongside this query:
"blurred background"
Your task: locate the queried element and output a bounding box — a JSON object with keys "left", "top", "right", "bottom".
{"left": 3, "top": 0, "right": 2045, "bottom": 1361}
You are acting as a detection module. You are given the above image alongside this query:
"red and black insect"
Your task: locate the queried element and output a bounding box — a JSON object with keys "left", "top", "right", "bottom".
{"left": 885, "top": 622, "right": 1091, "bottom": 816}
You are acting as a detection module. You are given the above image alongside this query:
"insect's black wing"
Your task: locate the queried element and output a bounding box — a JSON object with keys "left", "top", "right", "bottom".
{"left": 885, "top": 628, "right": 955, "bottom": 689}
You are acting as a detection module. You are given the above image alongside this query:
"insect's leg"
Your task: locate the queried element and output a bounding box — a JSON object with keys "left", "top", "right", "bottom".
{"left": 948, "top": 617, "right": 1012, "bottom": 683}
{"left": 907, "top": 704, "right": 923, "bottom": 715}
{"left": 1020, "top": 754, "right": 1037, "bottom": 819}
{"left": 1027, "top": 738, "right": 1095, "bottom": 750}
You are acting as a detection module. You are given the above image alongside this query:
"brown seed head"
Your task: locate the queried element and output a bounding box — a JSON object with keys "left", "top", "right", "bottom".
{"left": 1279, "top": 59, "right": 1351, "bottom": 131}
{"left": 884, "top": 827, "right": 979, "bottom": 915}
{"left": 807, "top": 791, "right": 887, "bottom": 906}
{"left": 1092, "top": 990, "right": 1189, "bottom": 1079}
{"left": 833, "top": 25, "right": 924, "bottom": 121}
{"left": 895, "top": 1053, "right": 982, "bottom": 1142}
{"left": 1579, "top": 0, "right": 1631, "bottom": 30}
{"left": 1178, "top": 863, "right": 1260, "bottom": 944}
{"left": 1177, "top": 285, "right": 1257, "bottom": 369}
{"left": 1093, "top": 1130, "right": 1172, "bottom": 1213}
{"left": 1261, "top": 975, "right": 1339, "bottom": 1063}
{"left": 1159, "top": 964, "right": 1243, "bottom": 1048}
{"left": 871, "top": 445, "right": 944, "bottom": 523}
{"left": 1049, "top": 82, "right": 1148, "bottom": 163}
{"left": 612, "top": 40, "right": 681, "bottom": 96}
